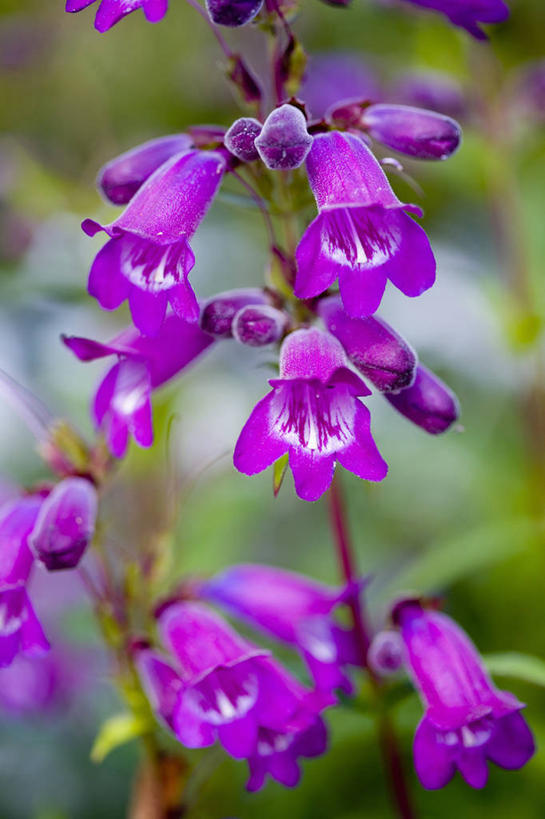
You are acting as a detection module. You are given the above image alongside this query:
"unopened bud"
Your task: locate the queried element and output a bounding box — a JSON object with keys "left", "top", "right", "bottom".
{"left": 232, "top": 304, "right": 288, "bottom": 347}
{"left": 224, "top": 117, "right": 262, "bottom": 162}
{"left": 199, "top": 289, "right": 269, "bottom": 338}
{"left": 385, "top": 364, "right": 460, "bottom": 434}
{"left": 255, "top": 104, "right": 313, "bottom": 170}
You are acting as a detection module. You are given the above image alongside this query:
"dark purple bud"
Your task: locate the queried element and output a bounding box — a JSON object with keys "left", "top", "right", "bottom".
{"left": 232, "top": 304, "right": 288, "bottom": 347}
{"left": 98, "top": 135, "right": 194, "bottom": 206}
{"left": 318, "top": 296, "right": 417, "bottom": 393}
{"left": 224, "top": 118, "right": 262, "bottom": 162}
{"left": 199, "top": 288, "right": 269, "bottom": 338}
{"left": 29, "top": 478, "right": 98, "bottom": 571}
{"left": 361, "top": 104, "right": 461, "bottom": 161}
{"left": 367, "top": 630, "right": 403, "bottom": 676}
{"left": 385, "top": 364, "right": 460, "bottom": 434}
{"left": 227, "top": 56, "right": 263, "bottom": 106}
{"left": 206, "top": 0, "right": 263, "bottom": 26}
{"left": 255, "top": 104, "right": 313, "bottom": 170}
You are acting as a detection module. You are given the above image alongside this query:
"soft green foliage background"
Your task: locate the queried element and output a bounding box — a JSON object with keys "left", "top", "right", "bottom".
{"left": 1, "top": 0, "right": 545, "bottom": 816}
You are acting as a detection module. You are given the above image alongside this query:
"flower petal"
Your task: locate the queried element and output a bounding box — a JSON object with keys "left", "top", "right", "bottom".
{"left": 486, "top": 712, "right": 536, "bottom": 770}
{"left": 413, "top": 717, "right": 456, "bottom": 790}
{"left": 234, "top": 392, "right": 288, "bottom": 476}
{"left": 88, "top": 238, "right": 131, "bottom": 310}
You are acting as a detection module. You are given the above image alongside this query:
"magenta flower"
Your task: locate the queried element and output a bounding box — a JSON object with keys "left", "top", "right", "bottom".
{"left": 359, "top": 104, "right": 461, "bottom": 160}
{"left": 202, "top": 564, "right": 360, "bottom": 695}
{"left": 83, "top": 149, "right": 226, "bottom": 335}
{"left": 65, "top": 0, "right": 168, "bottom": 32}
{"left": 29, "top": 478, "right": 98, "bottom": 571}
{"left": 399, "top": 0, "right": 509, "bottom": 40}
{"left": 224, "top": 118, "right": 262, "bottom": 162}
{"left": 255, "top": 105, "right": 313, "bottom": 171}
{"left": 63, "top": 313, "right": 214, "bottom": 457}
{"left": 295, "top": 132, "right": 436, "bottom": 317}
{"left": 234, "top": 328, "right": 387, "bottom": 502}
{"left": 385, "top": 363, "right": 459, "bottom": 434}
{"left": 133, "top": 645, "right": 182, "bottom": 731}
{"left": 0, "top": 496, "right": 43, "bottom": 589}
{"left": 206, "top": 0, "right": 263, "bottom": 27}
{"left": 394, "top": 600, "right": 535, "bottom": 789}
{"left": 0, "top": 586, "right": 49, "bottom": 668}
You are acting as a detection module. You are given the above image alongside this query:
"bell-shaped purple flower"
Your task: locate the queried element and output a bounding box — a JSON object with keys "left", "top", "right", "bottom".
{"left": 65, "top": 0, "right": 168, "bottom": 32}
{"left": 201, "top": 564, "right": 360, "bottom": 695}
{"left": 234, "top": 328, "right": 388, "bottom": 502}
{"left": 255, "top": 105, "right": 313, "bottom": 171}
{"left": 97, "top": 135, "right": 194, "bottom": 206}
{"left": 0, "top": 496, "right": 43, "bottom": 589}
{"left": 295, "top": 132, "right": 436, "bottom": 317}
{"left": 63, "top": 313, "right": 214, "bottom": 457}
{"left": 29, "top": 478, "right": 98, "bottom": 571}
{"left": 385, "top": 364, "right": 459, "bottom": 434}
{"left": 224, "top": 118, "right": 262, "bottom": 163}
{"left": 399, "top": 0, "right": 509, "bottom": 40}
{"left": 361, "top": 104, "right": 461, "bottom": 160}
{"left": 0, "top": 586, "right": 50, "bottom": 668}
{"left": 232, "top": 305, "right": 288, "bottom": 347}
{"left": 394, "top": 600, "right": 535, "bottom": 789}
{"left": 318, "top": 295, "right": 416, "bottom": 393}
{"left": 206, "top": 0, "right": 263, "bottom": 26}
{"left": 83, "top": 149, "right": 226, "bottom": 335}
{"left": 199, "top": 288, "right": 269, "bottom": 338}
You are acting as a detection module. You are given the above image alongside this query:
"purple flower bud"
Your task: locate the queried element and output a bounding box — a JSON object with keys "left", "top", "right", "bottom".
{"left": 224, "top": 118, "right": 262, "bottom": 162}
{"left": 318, "top": 295, "right": 417, "bottom": 392}
{"left": 232, "top": 305, "right": 288, "bottom": 347}
{"left": 0, "top": 497, "right": 43, "bottom": 589}
{"left": 0, "top": 586, "right": 49, "bottom": 668}
{"left": 385, "top": 364, "right": 459, "bottom": 434}
{"left": 394, "top": 600, "right": 535, "bottom": 789}
{"left": 360, "top": 104, "right": 461, "bottom": 160}
{"left": 367, "top": 630, "right": 403, "bottom": 676}
{"left": 65, "top": 0, "right": 168, "bottom": 32}
{"left": 255, "top": 105, "right": 313, "bottom": 171}
{"left": 199, "top": 288, "right": 269, "bottom": 338}
{"left": 398, "top": 0, "right": 509, "bottom": 40}
{"left": 301, "top": 53, "right": 382, "bottom": 120}
{"left": 206, "top": 0, "right": 263, "bottom": 26}
{"left": 97, "top": 135, "right": 193, "bottom": 206}
{"left": 29, "top": 478, "right": 98, "bottom": 571}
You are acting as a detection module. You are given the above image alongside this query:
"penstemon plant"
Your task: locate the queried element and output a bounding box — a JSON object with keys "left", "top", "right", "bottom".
{"left": 1, "top": 0, "right": 542, "bottom": 816}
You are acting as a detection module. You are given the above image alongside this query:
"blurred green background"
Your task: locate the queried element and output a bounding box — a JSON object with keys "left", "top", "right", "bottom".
{"left": 1, "top": 0, "right": 545, "bottom": 816}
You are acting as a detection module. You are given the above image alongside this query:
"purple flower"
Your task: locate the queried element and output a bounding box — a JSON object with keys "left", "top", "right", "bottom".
{"left": 367, "top": 630, "right": 403, "bottom": 676}
{"left": 295, "top": 132, "right": 436, "bottom": 317}
{"left": 97, "top": 135, "right": 194, "bottom": 206}
{"left": 206, "top": 0, "right": 263, "bottom": 27}
{"left": 255, "top": 105, "right": 313, "bottom": 171}
{"left": 0, "top": 586, "right": 49, "bottom": 668}
{"left": 63, "top": 313, "right": 214, "bottom": 457}
{"left": 65, "top": 0, "right": 168, "bottom": 32}
{"left": 384, "top": 364, "right": 459, "bottom": 434}
{"left": 232, "top": 305, "right": 288, "bottom": 347}
{"left": 301, "top": 53, "right": 382, "bottom": 120}
{"left": 133, "top": 645, "right": 182, "bottom": 731}
{"left": 233, "top": 328, "right": 388, "bottom": 502}
{"left": 29, "top": 478, "right": 98, "bottom": 571}
{"left": 318, "top": 295, "right": 417, "bottom": 393}
{"left": 199, "top": 288, "right": 269, "bottom": 338}
{"left": 0, "top": 653, "right": 59, "bottom": 715}
{"left": 224, "top": 118, "right": 262, "bottom": 163}
{"left": 394, "top": 600, "right": 535, "bottom": 789}
{"left": 361, "top": 104, "right": 461, "bottom": 160}
{"left": 0, "top": 496, "right": 43, "bottom": 588}
{"left": 83, "top": 149, "right": 226, "bottom": 335}
{"left": 201, "top": 564, "right": 360, "bottom": 695}
{"left": 398, "top": 0, "right": 509, "bottom": 40}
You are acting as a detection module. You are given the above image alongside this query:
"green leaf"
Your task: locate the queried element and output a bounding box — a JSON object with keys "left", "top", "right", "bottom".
{"left": 91, "top": 712, "right": 148, "bottom": 763}
{"left": 273, "top": 453, "right": 289, "bottom": 497}
{"left": 484, "top": 652, "right": 545, "bottom": 688}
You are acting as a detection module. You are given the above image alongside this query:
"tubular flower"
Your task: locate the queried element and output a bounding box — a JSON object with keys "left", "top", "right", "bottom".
{"left": 201, "top": 564, "right": 360, "bottom": 695}
{"left": 359, "top": 104, "right": 461, "bottom": 160}
{"left": 234, "top": 328, "right": 387, "bottom": 502}
{"left": 394, "top": 600, "right": 535, "bottom": 789}
{"left": 0, "top": 586, "right": 50, "bottom": 668}
{"left": 295, "top": 132, "right": 436, "bottom": 317}
{"left": 398, "top": 0, "right": 509, "bottom": 40}
{"left": 65, "top": 0, "right": 168, "bottom": 32}
{"left": 83, "top": 149, "right": 226, "bottom": 335}
{"left": 385, "top": 363, "right": 459, "bottom": 434}
{"left": 63, "top": 313, "right": 214, "bottom": 457}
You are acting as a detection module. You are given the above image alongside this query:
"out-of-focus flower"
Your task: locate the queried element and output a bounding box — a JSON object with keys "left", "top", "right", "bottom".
{"left": 234, "top": 328, "right": 387, "bottom": 502}
{"left": 295, "top": 132, "right": 436, "bottom": 317}
{"left": 206, "top": 0, "right": 263, "bottom": 27}
{"left": 300, "top": 53, "right": 382, "bottom": 119}
{"left": 358, "top": 104, "right": 461, "bottom": 160}
{"left": 391, "top": 70, "right": 466, "bottom": 119}
{"left": 384, "top": 364, "right": 459, "bottom": 434}
{"left": 83, "top": 150, "right": 226, "bottom": 335}
{"left": 255, "top": 105, "right": 313, "bottom": 171}
{"left": 0, "top": 496, "right": 42, "bottom": 588}
{"left": 394, "top": 599, "right": 535, "bottom": 789}
{"left": 65, "top": 0, "right": 168, "bottom": 32}
{"left": 367, "top": 629, "right": 403, "bottom": 676}
{"left": 232, "top": 305, "right": 288, "bottom": 347}
{"left": 201, "top": 564, "right": 360, "bottom": 695}
{"left": 318, "top": 295, "right": 417, "bottom": 393}
{"left": 514, "top": 60, "right": 545, "bottom": 122}
{"left": 199, "top": 288, "right": 269, "bottom": 338}
{"left": 397, "top": 0, "right": 509, "bottom": 40}
{"left": 0, "top": 585, "right": 49, "bottom": 668}
{"left": 133, "top": 644, "right": 182, "bottom": 730}
{"left": 29, "top": 478, "right": 98, "bottom": 571}
{"left": 224, "top": 118, "right": 263, "bottom": 162}
{"left": 63, "top": 314, "right": 214, "bottom": 457}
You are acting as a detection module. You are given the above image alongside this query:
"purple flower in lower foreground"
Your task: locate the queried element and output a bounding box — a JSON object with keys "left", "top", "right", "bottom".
{"left": 394, "top": 600, "right": 535, "bottom": 789}
{"left": 0, "top": 586, "right": 49, "bottom": 668}
{"left": 202, "top": 564, "right": 361, "bottom": 695}
{"left": 63, "top": 313, "right": 214, "bottom": 457}
{"left": 234, "top": 328, "right": 388, "bottom": 502}
{"left": 398, "top": 0, "right": 509, "bottom": 40}
{"left": 83, "top": 149, "right": 225, "bottom": 335}
{"left": 65, "top": 0, "right": 168, "bottom": 32}
{"left": 295, "top": 132, "right": 436, "bottom": 317}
